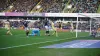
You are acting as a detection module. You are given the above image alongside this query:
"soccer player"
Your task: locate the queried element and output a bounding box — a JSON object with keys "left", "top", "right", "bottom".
{"left": 91, "top": 29, "right": 97, "bottom": 38}
{"left": 58, "top": 22, "right": 62, "bottom": 29}
{"left": 4, "top": 20, "right": 12, "bottom": 35}
{"left": 50, "top": 21, "right": 58, "bottom": 37}
{"left": 29, "top": 28, "right": 40, "bottom": 36}
{"left": 96, "top": 27, "right": 100, "bottom": 37}
{"left": 70, "top": 22, "right": 74, "bottom": 33}
{"left": 44, "top": 18, "right": 50, "bottom": 36}
{"left": 23, "top": 21, "right": 29, "bottom": 37}
{"left": 25, "top": 28, "right": 30, "bottom": 37}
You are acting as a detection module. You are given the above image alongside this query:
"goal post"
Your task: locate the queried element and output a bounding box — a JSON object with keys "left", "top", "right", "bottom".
{"left": 76, "top": 16, "right": 78, "bottom": 38}
{"left": 76, "top": 13, "right": 92, "bottom": 38}
{"left": 76, "top": 13, "right": 100, "bottom": 38}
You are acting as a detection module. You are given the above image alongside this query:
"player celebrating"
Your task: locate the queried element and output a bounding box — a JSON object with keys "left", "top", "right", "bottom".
{"left": 4, "top": 20, "right": 12, "bottom": 35}
{"left": 50, "top": 20, "right": 58, "bottom": 37}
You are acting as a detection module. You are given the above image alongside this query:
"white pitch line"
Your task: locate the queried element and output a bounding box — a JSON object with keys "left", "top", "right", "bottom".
{"left": 0, "top": 37, "right": 76, "bottom": 50}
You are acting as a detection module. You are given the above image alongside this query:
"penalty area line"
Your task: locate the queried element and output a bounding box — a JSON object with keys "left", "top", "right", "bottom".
{"left": 0, "top": 37, "right": 76, "bottom": 50}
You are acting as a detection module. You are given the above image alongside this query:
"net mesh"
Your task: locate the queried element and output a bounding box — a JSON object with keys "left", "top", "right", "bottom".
{"left": 77, "top": 14, "right": 100, "bottom": 38}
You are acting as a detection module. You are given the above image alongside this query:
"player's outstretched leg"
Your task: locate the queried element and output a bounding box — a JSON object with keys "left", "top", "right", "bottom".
{"left": 52, "top": 30, "right": 58, "bottom": 37}
{"left": 6, "top": 30, "right": 12, "bottom": 35}
{"left": 37, "top": 30, "right": 40, "bottom": 36}
{"left": 26, "top": 30, "right": 29, "bottom": 37}
{"left": 29, "top": 32, "right": 35, "bottom": 36}
{"left": 55, "top": 31, "right": 58, "bottom": 37}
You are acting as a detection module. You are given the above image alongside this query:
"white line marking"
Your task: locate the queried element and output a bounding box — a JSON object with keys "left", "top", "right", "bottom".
{"left": 0, "top": 37, "right": 76, "bottom": 50}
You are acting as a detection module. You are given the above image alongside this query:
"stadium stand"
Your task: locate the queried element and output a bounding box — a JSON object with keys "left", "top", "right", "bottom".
{"left": 72, "top": 0, "right": 99, "bottom": 13}
{"left": 41, "top": 0, "right": 63, "bottom": 13}
{"left": 0, "top": 0, "right": 15, "bottom": 12}
{"left": 11, "top": 0, "right": 40, "bottom": 12}
{"left": 0, "top": 0, "right": 99, "bottom": 13}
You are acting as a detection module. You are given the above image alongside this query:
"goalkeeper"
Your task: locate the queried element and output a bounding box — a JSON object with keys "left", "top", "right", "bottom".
{"left": 29, "top": 28, "right": 40, "bottom": 36}
{"left": 91, "top": 29, "right": 97, "bottom": 37}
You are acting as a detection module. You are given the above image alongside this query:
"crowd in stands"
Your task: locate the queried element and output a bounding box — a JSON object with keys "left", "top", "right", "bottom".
{"left": 10, "top": 21, "right": 29, "bottom": 28}
{"left": 0, "top": 18, "right": 100, "bottom": 32}
{"left": 0, "top": 0, "right": 99, "bottom": 13}
{"left": 0, "top": 0, "right": 63, "bottom": 13}
{"left": 78, "top": 22, "right": 100, "bottom": 32}
{"left": 0, "top": 19, "right": 70, "bottom": 29}
{"left": 41, "top": 0, "right": 63, "bottom": 13}
{"left": 62, "top": 0, "right": 69, "bottom": 10}
{"left": 0, "top": 0, "right": 15, "bottom": 12}
{"left": 71, "top": 0, "right": 99, "bottom": 13}
{"left": 11, "top": 0, "right": 40, "bottom": 12}
{"left": 0, "top": 21, "right": 3, "bottom": 27}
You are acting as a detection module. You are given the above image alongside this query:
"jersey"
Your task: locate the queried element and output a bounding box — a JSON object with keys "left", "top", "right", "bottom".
{"left": 44, "top": 20, "right": 50, "bottom": 26}
{"left": 51, "top": 22, "right": 56, "bottom": 30}
{"left": 4, "top": 21, "right": 10, "bottom": 30}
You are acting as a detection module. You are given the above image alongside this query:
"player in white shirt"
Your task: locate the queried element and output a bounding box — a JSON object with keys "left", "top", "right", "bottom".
{"left": 4, "top": 20, "right": 12, "bottom": 35}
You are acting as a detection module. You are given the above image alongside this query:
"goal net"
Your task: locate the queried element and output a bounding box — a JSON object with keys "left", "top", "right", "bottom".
{"left": 76, "top": 14, "right": 100, "bottom": 38}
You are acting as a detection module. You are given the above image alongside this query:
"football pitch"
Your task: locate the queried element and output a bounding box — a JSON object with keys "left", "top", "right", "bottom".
{"left": 0, "top": 28, "right": 100, "bottom": 56}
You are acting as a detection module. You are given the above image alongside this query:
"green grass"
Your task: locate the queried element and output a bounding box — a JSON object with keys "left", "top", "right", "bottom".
{"left": 0, "top": 28, "right": 100, "bottom": 56}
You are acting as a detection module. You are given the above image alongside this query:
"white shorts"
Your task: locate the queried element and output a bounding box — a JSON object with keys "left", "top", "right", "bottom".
{"left": 25, "top": 27, "right": 29, "bottom": 31}
{"left": 45, "top": 26, "right": 49, "bottom": 30}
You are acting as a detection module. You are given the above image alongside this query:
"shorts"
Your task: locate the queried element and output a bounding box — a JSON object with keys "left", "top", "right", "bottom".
{"left": 45, "top": 26, "right": 50, "bottom": 30}
{"left": 25, "top": 27, "right": 29, "bottom": 31}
